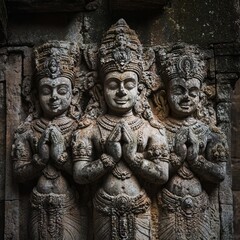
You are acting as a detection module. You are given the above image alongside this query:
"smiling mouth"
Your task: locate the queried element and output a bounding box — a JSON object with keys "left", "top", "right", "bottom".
{"left": 180, "top": 102, "right": 192, "bottom": 108}
{"left": 49, "top": 102, "right": 60, "bottom": 109}
{"left": 114, "top": 99, "right": 128, "bottom": 104}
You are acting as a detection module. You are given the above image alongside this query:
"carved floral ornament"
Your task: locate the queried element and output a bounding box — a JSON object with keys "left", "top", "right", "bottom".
{"left": 12, "top": 19, "right": 229, "bottom": 240}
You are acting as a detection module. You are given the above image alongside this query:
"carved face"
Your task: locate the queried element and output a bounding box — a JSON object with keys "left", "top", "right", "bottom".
{"left": 38, "top": 77, "right": 72, "bottom": 118}
{"left": 104, "top": 71, "right": 138, "bottom": 115}
{"left": 167, "top": 78, "right": 200, "bottom": 118}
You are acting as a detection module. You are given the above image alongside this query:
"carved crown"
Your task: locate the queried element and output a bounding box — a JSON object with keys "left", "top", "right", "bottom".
{"left": 98, "top": 19, "right": 143, "bottom": 78}
{"left": 34, "top": 41, "right": 80, "bottom": 84}
{"left": 159, "top": 43, "right": 206, "bottom": 83}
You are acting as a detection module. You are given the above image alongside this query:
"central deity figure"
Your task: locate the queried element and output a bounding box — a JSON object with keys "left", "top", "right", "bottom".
{"left": 72, "top": 19, "right": 169, "bottom": 240}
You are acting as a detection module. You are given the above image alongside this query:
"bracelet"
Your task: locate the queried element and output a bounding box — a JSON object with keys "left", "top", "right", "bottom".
{"left": 128, "top": 153, "right": 143, "bottom": 168}
{"left": 170, "top": 153, "right": 183, "bottom": 168}
{"left": 190, "top": 155, "right": 205, "bottom": 168}
{"left": 100, "top": 154, "right": 115, "bottom": 168}
{"left": 32, "top": 154, "right": 46, "bottom": 167}
{"left": 55, "top": 152, "right": 68, "bottom": 165}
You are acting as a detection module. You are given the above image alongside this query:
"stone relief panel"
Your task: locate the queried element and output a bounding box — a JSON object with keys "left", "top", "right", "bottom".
{"left": 11, "top": 19, "right": 231, "bottom": 240}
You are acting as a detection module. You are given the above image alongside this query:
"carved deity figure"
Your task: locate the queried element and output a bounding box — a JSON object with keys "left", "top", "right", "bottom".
{"left": 156, "top": 44, "right": 229, "bottom": 240}
{"left": 72, "top": 19, "right": 169, "bottom": 240}
{"left": 12, "top": 41, "right": 85, "bottom": 239}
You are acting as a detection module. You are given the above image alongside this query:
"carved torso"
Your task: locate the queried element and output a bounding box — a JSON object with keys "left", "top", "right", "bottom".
{"left": 158, "top": 117, "right": 227, "bottom": 240}
{"left": 12, "top": 116, "right": 85, "bottom": 240}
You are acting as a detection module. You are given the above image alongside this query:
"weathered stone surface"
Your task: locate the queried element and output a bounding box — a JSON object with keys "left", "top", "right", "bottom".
{"left": 216, "top": 56, "right": 240, "bottom": 73}
{"left": 220, "top": 204, "right": 234, "bottom": 240}
{"left": 110, "top": 0, "right": 168, "bottom": 11}
{"left": 0, "top": 81, "right": 5, "bottom": 240}
{"left": 216, "top": 102, "right": 231, "bottom": 123}
{"left": 4, "top": 201, "right": 20, "bottom": 240}
{"left": 0, "top": 0, "right": 7, "bottom": 41}
{"left": 7, "top": 12, "right": 85, "bottom": 46}
{"left": 5, "top": 52, "right": 22, "bottom": 240}
{"left": 216, "top": 74, "right": 238, "bottom": 102}
{"left": 232, "top": 158, "right": 240, "bottom": 191}
{"left": 233, "top": 191, "right": 240, "bottom": 239}
{"left": 147, "top": 0, "right": 238, "bottom": 45}
{"left": 214, "top": 43, "right": 240, "bottom": 56}
{"left": 6, "top": 0, "right": 86, "bottom": 13}
{"left": 231, "top": 80, "right": 240, "bottom": 154}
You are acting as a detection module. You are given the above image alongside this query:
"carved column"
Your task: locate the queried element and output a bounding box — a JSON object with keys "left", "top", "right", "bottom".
{"left": 214, "top": 43, "right": 240, "bottom": 239}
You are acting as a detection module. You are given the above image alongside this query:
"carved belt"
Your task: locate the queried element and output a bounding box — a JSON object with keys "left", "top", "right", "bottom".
{"left": 159, "top": 188, "right": 209, "bottom": 217}
{"left": 94, "top": 188, "right": 150, "bottom": 215}
{"left": 94, "top": 189, "right": 151, "bottom": 240}
{"left": 30, "top": 188, "right": 75, "bottom": 240}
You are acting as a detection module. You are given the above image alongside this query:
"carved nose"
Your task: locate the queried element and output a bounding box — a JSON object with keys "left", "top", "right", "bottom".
{"left": 51, "top": 95, "right": 58, "bottom": 100}
{"left": 182, "top": 93, "right": 190, "bottom": 101}
{"left": 117, "top": 85, "right": 127, "bottom": 97}
{"left": 50, "top": 90, "right": 58, "bottom": 101}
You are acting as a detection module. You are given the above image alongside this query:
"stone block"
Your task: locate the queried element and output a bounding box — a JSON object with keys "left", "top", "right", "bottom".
{"left": 216, "top": 103, "right": 231, "bottom": 123}
{"left": 217, "top": 83, "right": 232, "bottom": 102}
{"left": 233, "top": 192, "right": 240, "bottom": 240}
{"left": 219, "top": 174, "right": 233, "bottom": 205}
{"left": 4, "top": 200, "right": 19, "bottom": 240}
{"left": 215, "top": 56, "right": 240, "bottom": 73}
{"left": 232, "top": 159, "right": 240, "bottom": 191}
{"left": 220, "top": 204, "right": 234, "bottom": 240}
{"left": 214, "top": 43, "right": 240, "bottom": 56}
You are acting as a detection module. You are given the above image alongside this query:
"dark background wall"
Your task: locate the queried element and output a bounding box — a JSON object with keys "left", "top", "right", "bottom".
{"left": 0, "top": 0, "right": 240, "bottom": 239}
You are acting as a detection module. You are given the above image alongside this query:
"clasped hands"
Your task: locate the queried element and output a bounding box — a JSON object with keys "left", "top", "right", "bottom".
{"left": 174, "top": 127, "right": 200, "bottom": 165}
{"left": 37, "top": 125, "right": 66, "bottom": 166}
{"left": 105, "top": 121, "right": 137, "bottom": 164}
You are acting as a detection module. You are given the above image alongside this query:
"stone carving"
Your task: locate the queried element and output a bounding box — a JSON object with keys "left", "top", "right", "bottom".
{"left": 11, "top": 41, "right": 86, "bottom": 239}
{"left": 10, "top": 18, "right": 231, "bottom": 240}
{"left": 155, "top": 43, "right": 229, "bottom": 240}
{"left": 72, "top": 19, "right": 169, "bottom": 240}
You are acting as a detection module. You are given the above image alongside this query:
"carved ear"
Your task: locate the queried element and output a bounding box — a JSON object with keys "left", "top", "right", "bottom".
{"left": 142, "top": 47, "right": 155, "bottom": 71}
{"left": 72, "top": 87, "right": 81, "bottom": 105}
{"left": 142, "top": 71, "right": 162, "bottom": 92}
{"left": 69, "top": 87, "right": 82, "bottom": 119}
{"left": 153, "top": 90, "right": 169, "bottom": 120}
{"left": 83, "top": 44, "right": 98, "bottom": 70}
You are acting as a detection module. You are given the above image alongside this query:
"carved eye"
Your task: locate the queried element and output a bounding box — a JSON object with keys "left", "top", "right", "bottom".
{"left": 124, "top": 80, "right": 136, "bottom": 89}
{"left": 41, "top": 86, "right": 51, "bottom": 95}
{"left": 107, "top": 80, "right": 118, "bottom": 90}
{"left": 189, "top": 87, "right": 199, "bottom": 98}
{"left": 172, "top": 86, "right": 184, "bottom": 95}
{"left": 58, "top": 86, "right": 69, "bottom": 95}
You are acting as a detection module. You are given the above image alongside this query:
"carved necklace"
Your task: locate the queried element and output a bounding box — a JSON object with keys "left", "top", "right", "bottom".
{"left": 112, "top": 165, "right": 132, "bottom": 180}
{"left": 164, "top": 117, "right": 206, "bottom": 135}
{"left": 42, "top": 164, "right": 60, "bottom": 180}
{"left": 177, "top": 163, "right": 194, "bottom": 179}
{"left": 97, "top": 114, "right": 144, "bottom": 132}
{"left": 164, "top": 117, "right": 196, "bottom": 132}
{"left": 33, "top": 116, "right": 75, "bottom": 135}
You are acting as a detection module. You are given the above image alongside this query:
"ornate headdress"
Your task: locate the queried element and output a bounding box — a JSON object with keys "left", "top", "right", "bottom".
{"left": 98, "top": 19, "right": 143, "bottom": 78}
{"left": 159, "top": 43, "right": 206, "bottom": 83}
{"left": 34, "top": 41, "right": 80, "bottom": 85}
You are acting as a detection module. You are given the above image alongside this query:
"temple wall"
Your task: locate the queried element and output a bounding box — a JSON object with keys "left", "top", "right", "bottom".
{"left": 0, "top": 0, "right": 239, "bottom": 239}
